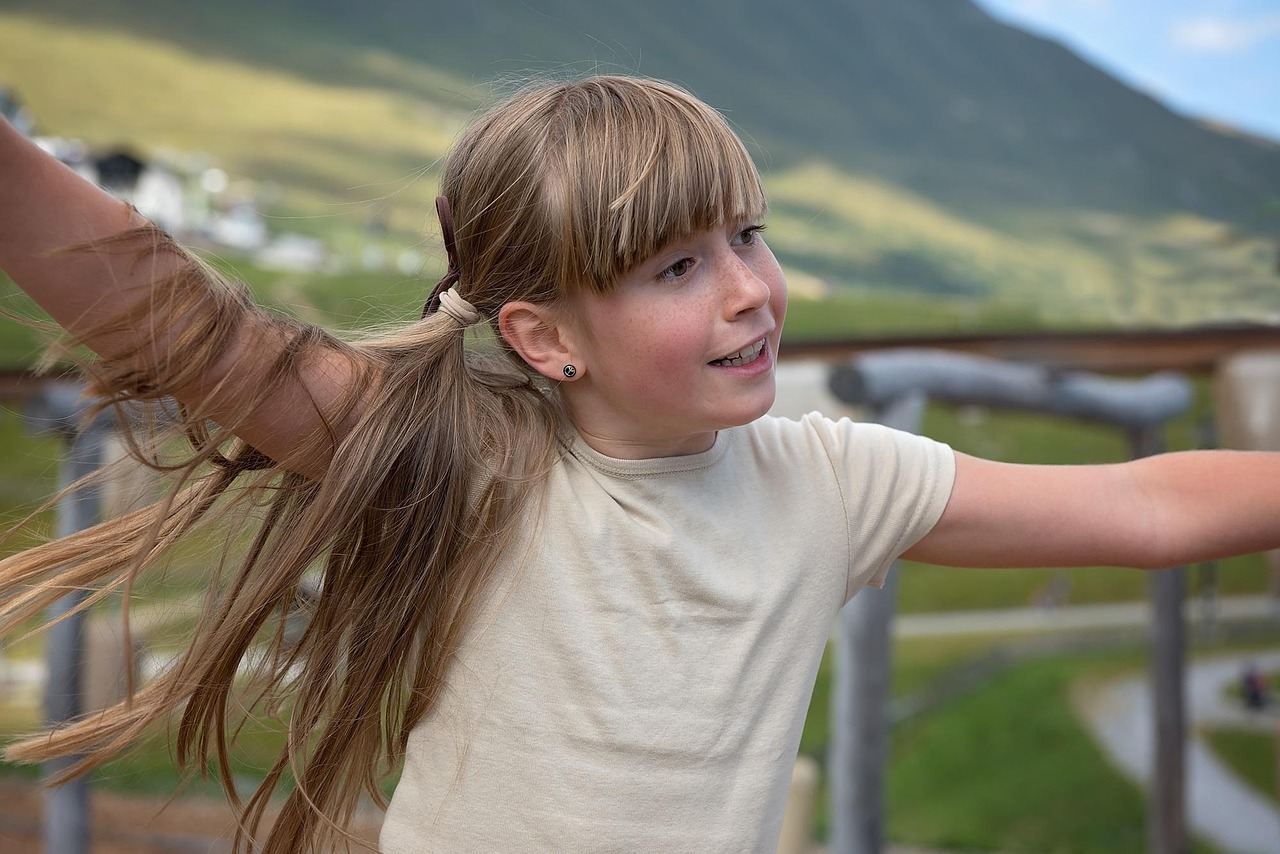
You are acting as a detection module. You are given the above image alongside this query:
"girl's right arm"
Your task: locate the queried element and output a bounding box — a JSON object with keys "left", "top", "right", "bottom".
{"left": 0, "top": 118, "right": 369, "bottom": 476}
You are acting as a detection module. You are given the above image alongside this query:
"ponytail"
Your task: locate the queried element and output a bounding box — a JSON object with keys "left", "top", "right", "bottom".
{"left": 1, "top": 225, "right": 563, "bottom": 853}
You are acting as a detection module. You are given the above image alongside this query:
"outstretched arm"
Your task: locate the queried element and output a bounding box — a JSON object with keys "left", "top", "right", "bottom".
{"left": 0, "top": 119, "right": 367, "bottom": 476}
{"left": 905, "top": 449, "right": 1280, "bottom": 570}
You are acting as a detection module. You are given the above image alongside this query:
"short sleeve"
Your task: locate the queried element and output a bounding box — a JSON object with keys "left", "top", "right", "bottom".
{"left": 800, "top": 412, "right": 955, "bottom": 601}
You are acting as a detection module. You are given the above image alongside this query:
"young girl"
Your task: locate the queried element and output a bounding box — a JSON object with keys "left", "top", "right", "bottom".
{"left": 1, "top": 75, "right": 1278, "bottom": 854}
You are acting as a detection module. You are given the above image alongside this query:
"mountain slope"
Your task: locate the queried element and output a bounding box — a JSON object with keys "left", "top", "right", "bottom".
{"left": 2, "top": 0, "right": 1277, "bottom": 326}
{"left": 9, "top": 0, "right": 1278, "bottom": 228}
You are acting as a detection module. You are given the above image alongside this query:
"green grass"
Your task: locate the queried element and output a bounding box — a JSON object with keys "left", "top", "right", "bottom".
{"left": 897, "top": 556, "right": 1267, "bottom": 614}
{"left": 800, "top": 634, "right": 1016, "bottom": 760}
{"left": 886, "top": 650, "right": 1150, "bottom": 854}
{"left": 782, "top": 290, "right": 1050, "bottom": 338}
{"left": 1203, "top": 728, "right": 1278, "bottom": 802}
{"left": 193, "top": 251, "right": 439, "bottom": 333}
{"left": 801, "top": 629, "right": 1280, "bottom": 851}
{"left": 0, "top": 704, "right": 291, "bottom": 800}
{"left": 802, "top": 636, "right": 1145, "bottom": 849}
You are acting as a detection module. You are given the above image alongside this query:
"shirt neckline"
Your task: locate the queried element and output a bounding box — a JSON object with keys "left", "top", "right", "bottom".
{"left": 564, "top": 428, "right": 732, "bottom": 478}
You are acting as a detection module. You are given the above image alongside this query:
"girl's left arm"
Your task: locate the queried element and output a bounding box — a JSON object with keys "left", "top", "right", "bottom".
{"left": 903, "top": 450, "right": 1280, "bottom": 570}
{"left": 0, "top": 118, "right": 367, "bottom": 477}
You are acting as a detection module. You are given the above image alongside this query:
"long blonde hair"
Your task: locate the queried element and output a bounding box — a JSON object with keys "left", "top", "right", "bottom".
{"left": 1, "top": 75, "right": 766, "bottom": 852}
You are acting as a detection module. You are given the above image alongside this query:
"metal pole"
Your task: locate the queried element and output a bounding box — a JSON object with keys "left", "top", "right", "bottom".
{"left": 1132, "top": 427, "right": 1187, "bottom": 854}
{"left": 831, "top": 391, "right": 926, "bottom": 854}
{"left": 25, "top": 384, "right": 110, "bottom": 854}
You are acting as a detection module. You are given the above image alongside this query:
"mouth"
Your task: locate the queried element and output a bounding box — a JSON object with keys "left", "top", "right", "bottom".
{"left": 709, "top": 338, "right": 767, "bottom": 367}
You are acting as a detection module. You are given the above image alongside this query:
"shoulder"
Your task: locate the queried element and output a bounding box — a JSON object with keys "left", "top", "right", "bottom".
{"left": 740, "top": 411, "right": 936, "bottom": 458}
{"left": 739, "top": 412, "right": 954, "bottom": 494}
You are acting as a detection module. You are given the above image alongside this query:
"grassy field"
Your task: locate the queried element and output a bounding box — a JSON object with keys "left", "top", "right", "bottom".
{"left": 802, "top": 629, "right": 1280, "bottom": 852}
{"left": 782, "top": 628, "right": 1280, "bottom": 850}
{"left": 1203, "top": 727, "right": 1279, "bottom": 803}
{"left": 0, "top": 700, "right": 296, "bottom": 801}
{"left": 885, "top": 651, "right": 1152, "bottom": 853}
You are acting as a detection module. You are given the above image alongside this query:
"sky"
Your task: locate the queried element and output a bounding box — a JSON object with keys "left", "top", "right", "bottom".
{"left": 973, "top": 0, "right": 1280, "bottom": 142}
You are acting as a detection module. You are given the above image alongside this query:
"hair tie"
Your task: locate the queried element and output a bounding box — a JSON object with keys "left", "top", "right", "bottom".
{"left": 437, "top": 286, "right": 481, "bottom": 326}
{"left": 423, "top": 195, "right": 463, "bottom": 319}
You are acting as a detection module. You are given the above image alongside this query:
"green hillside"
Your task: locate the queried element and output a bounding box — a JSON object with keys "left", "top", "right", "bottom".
{"left": 1, "top": 0, "right": 1278, "bottom": 329}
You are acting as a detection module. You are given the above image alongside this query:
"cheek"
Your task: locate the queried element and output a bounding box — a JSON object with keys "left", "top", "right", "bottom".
{"left": 606, "top": 314, "right": 708, "bottom": 391}
{"left": 640, "top": 318, "right": 708, "bottom": 375}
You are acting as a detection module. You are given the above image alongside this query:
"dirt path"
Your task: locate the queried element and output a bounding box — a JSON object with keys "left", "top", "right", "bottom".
{"left": 0, "top": 777, "right": 383, "bottom": 853}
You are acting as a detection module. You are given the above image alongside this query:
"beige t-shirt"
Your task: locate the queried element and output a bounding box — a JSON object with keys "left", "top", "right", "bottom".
{"left": 381, "top": 413, "right": 955, "bottom": 853}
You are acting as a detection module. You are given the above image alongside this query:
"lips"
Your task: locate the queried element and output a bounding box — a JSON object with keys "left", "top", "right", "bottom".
{"left": 710, "top": 339, "right": 766, "bottom": 367}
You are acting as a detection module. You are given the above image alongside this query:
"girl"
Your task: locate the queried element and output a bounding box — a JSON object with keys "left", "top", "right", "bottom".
{"left": 1, "top": 75, "right": 1278, "bottom": 854}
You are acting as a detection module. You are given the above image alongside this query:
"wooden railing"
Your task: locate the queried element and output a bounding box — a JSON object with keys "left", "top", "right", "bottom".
{"left": 782, "top": 322, "right": 1280, "bottom": 374}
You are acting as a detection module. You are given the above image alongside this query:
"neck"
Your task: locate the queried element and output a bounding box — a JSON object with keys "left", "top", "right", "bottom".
{"left": 572, "top": 425, "right": 717, "bottom": 460}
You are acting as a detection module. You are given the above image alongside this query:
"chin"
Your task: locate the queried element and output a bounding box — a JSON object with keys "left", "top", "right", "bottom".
{"left": 724, "top": 392, "right": 777, "bottom": 429}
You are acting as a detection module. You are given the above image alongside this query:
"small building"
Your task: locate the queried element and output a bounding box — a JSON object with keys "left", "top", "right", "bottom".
{"left": 0, "top": 84, "right": 35, "bottom": 137}
{"left": 210, "top": 202, "right": 268, "bottom": 252}
{"left": 93, "top": 148, "right": 188, "bottom": 234}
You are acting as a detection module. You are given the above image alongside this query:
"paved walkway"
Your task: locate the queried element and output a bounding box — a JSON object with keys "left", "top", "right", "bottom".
{"left": 1077, "top": 650, "right": 1280, "bottom": 854}
{"left": 895, "top": 594, "right": 1275, "bottom": 637}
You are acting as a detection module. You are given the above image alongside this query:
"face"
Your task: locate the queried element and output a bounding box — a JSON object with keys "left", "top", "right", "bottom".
{"left": 559, "top": 220, "right": 787, "bottom": 459}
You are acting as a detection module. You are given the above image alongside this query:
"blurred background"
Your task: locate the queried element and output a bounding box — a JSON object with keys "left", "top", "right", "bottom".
{"left": 0, "top": 1, "right": 1278, "bottom": 852}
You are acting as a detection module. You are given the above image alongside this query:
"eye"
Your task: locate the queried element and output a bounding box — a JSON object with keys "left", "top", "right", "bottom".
{"left": 734, "top": 224, "right": 767, "bottom": 246}
{"left": 659, "top": 257, "right": 695, "bottom": 281}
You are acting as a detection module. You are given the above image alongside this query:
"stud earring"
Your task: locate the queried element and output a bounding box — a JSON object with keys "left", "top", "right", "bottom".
{"left": 562, "top": 364, "right": 578, "bottom": 379}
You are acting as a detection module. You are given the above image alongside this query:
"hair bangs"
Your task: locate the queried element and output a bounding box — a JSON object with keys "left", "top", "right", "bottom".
{"left": 553, "top": 78, "right": 766, "bottom": 295}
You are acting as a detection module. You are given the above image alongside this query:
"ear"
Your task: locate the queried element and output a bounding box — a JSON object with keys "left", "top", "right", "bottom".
{"left": 498, "top": 301, "right": 580, "bottom": 382}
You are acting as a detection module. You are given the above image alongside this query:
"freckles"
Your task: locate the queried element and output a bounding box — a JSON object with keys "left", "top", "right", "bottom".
{"left": 647, "top": 348, "right": 694, "bottom": 376}
{"left": 596, "top": 290, "right": 711, "bottom": 385}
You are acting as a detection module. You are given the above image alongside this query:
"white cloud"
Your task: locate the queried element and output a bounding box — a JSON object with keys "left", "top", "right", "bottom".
{"left": 1170, "top": 13, "right": 1280, "bottom": 53}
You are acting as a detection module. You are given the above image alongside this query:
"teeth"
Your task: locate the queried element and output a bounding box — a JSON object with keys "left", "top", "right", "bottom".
{"left": 713, "top": 339, "right": 765, "bottom": 366}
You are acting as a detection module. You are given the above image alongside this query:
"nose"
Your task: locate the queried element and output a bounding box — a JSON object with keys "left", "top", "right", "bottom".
{"left": 722, "top": 254, "right": 772, "bottom": 320}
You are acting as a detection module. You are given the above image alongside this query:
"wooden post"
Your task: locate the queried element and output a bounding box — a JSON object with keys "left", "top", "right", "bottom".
{"left": 827, "top": 350, "right": 1193, "bottom": 854}
{"left": 830, "top": 392, "right": 925, "bottom": 854}
{"left": 1131, "top": 427, "right": 1187, "bottom": 854}
{"left": 24, "top": 383, "right": 112, "bottom": 854}
{"left": 1213, "top": 352, "right": 1280, "bottom": 618}
{"left": 1147, "top": 562, "right": 1186, "bottom": 854}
